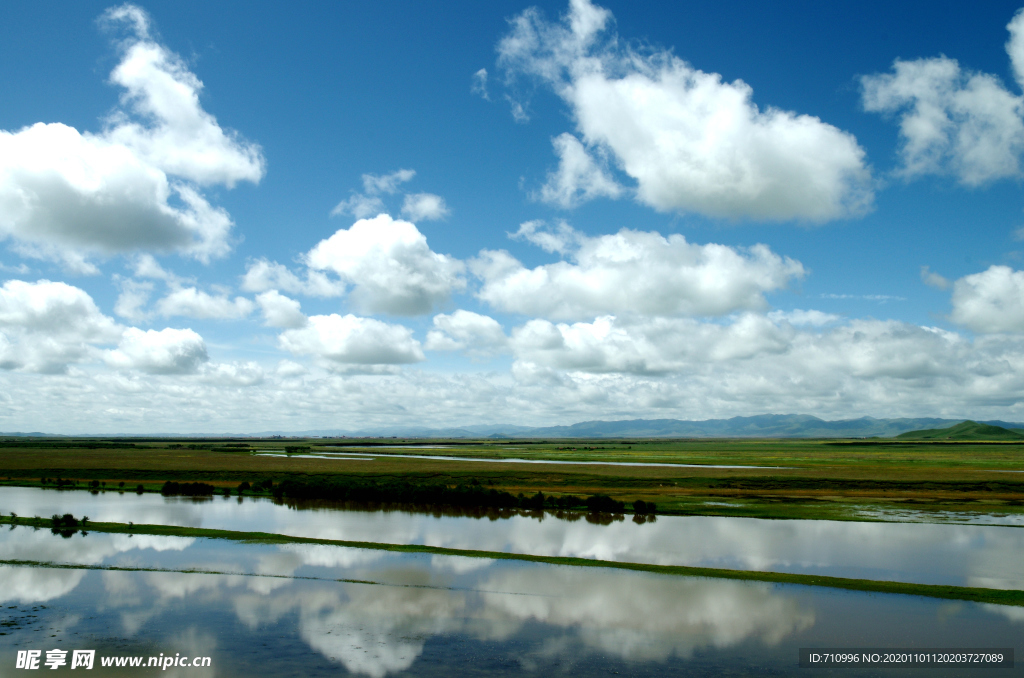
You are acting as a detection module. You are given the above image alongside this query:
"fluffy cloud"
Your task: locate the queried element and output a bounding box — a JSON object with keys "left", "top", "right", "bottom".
{"left": 920, "top": 265, "right": 952, "bottom": 290}
{"left": 425, "top": 310, "right": 509, "bottom": 356}
{"left": 104, "top": 327, "right": 208, "bottom": 374}
{"left": 256, "top": 290, "right": 307, "bottom": 328}
{"left": 0, "top": 279, "right": 118, "bottom": 336}
{"left": 401, "top": 193, "right": 450, "bottom": 221}
{"left": 331, "top": 169, "right": 415, "bottom": 218}
{"left": 949, "top": 265, "right": 1024, "bottom": 333}
{"left": 331, "top": 170, "right": 451, "bottom": 228}
{"left": 240, "top": 259, "right": 344, "bottom": 298}
{"left": 505, "top": 316, "right": 1013, "bottom": 418}
{"left": 509, "top": 219, "right": 579, "bottom": 255}
{"left": 305, "top": 214, "right": 465, "bottom": 315}
{"left": 0, "top": 279, "right": 122, "bottom": 372}
{"left": 497, "top": 0, "right": 871, "bottom": 220}
{"left": 155, "top": 287, "right": 255, "bottom": 320}
{"left": 6, "top": 314, "right": 1024, "bottom": 433}
{"left": 113, "top": 277, "right": 154, "bottom": 321}
{"left": 361, "top": 169, "right": 416, "bottom": 195}
{"left": 0, "top": 6, "right": 263, "bottom": 270}
{"left": 278, "top": 314, "right": 424, "bottom": 366}
{"left": 100, "top": 5, "right": 264, "bottom": 187}
{"left": 511, "top": 314, "right": 792, "bottom": 374}
{"left": 473, "top": 225, "right": 804, "bottom": 320}
{"left": 862, "top": 9, "right": 1024, "bottom": 185}
{"left": 330, "top": 194, "right": 386, "bottom": 220}
{"left": 537, "top": 133, "right": 623, "bottom": 208}
{"left": 199, "top": 361, "right": 264, "bottom": 386}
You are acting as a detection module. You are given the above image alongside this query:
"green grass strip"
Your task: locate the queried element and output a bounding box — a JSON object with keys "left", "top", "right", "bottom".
{"left": 2, "top": 516, "right": 1022, "bottom": 607}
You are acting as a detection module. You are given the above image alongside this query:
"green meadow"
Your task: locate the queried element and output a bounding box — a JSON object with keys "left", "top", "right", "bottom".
{"left": 1, "top": 429, "right": 1023, "bottom": 522}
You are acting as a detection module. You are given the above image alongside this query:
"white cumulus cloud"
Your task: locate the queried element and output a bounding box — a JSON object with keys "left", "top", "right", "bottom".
{"left": 199, "top": 361, "right": 264, "bottom": 386}
{"left": 401, "top": 193, "right": 450, "bottom": 221}
{"left": 425, "top": 310, "right": 509, "bottom": 356}
{"left": 155, "top": 287, "right": 255, "bottom": 320}
{"left": 331, "top": 169, "right": 416, "bottom": 218}
{"left": 113, "top": 277, "right": 154, "bottom": 321}
{"left": 949, "top": 265, "right": 1024, "bottom": 333}
{"left": 240, "top": 259, "right": 344, "bottom": 298}
{"left": 278, "top": 314, "right": 424, "bottom": 366}
{"left": 100, "top": 5, "right": 264, "bottom": 187}
{"left": 330, "top": 194, "right": 386, "bottom": 220}
{"left": 862, "top": 9, "right": 1024, "bottom": 185}
{"left": 0, "top": 279, "right": 122, "bottom": 372}
{"left": 0, "top": 5, "right": 263, "bottom": 270}
{"left": 104, "top": 327, "right": 208, "bottom": 374}
{"left": 256, "top": 290, "right": 307, "bottom": 328}
{"left": 497, "top": 0, "right": 871, "bottom": 220}
{"left": 537, "top": 133, "right": 623, "bottom": 208}
{"left": 511, "top": 314, "right": 793, "bottom": 374}
{"left": 6, "top": 315, "right": 1024, "bottom": 432}
{"left": 305, "top": 214, "right": 466, "bottom": 315}
{"left": 473, "top": 225, "right": 804, "bottom": 320}
{"left": 361, "top": 169, "right": 416, "bottom": 195}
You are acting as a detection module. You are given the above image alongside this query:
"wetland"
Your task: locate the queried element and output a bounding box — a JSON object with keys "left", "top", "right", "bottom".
{"left": 1, "top": 436, "right": 1022, "bottom": 675}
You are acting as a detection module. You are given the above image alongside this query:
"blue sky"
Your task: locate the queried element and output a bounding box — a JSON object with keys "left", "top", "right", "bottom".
{"left": 3, "top": 0, "right": 1024, "bottom": 432}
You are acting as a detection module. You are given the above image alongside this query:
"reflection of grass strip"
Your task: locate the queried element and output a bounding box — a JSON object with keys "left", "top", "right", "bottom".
{"left": 0, "top": 558, "right": 377, "bottom": 584}
{"left": 1, "top": 516, "right": 1022, "bottom": 607}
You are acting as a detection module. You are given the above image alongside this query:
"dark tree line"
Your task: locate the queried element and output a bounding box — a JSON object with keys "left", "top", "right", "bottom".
{"left": 160, "top": 481, "right": 216, "bottom": 496}
{"left": 255, "top": 476, "right": 654, "bottom": 514}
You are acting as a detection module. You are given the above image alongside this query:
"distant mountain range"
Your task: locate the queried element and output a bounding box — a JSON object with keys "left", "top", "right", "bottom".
{"left": 7, "top": 414, "right": 1020, "bottom": 439}
{"left": 342, "top": 415, "right": 1024, "bottom": 439}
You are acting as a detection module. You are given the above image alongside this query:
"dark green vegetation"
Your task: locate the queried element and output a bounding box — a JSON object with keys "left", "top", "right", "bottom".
{"left": 896, "top": 420, "right": 1024, "bottom": 441}
{"left": 1, "top": 434, "right": 1023, "bottom": 521}
{"left": 271, "top": 476, "right": 636, "bottom": 513}
{"left": 0, "top": 514, "right": 1020, "bottom": 607}
{"left": 160, "top": 481, "right": 216, "bottom": 496}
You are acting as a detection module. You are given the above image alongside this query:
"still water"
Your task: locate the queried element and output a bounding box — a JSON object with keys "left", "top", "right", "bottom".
{"left": 0, "top": 527, "right": 1021, "bottom": 677}
{"left": 1, "top": 486, "right": 1023, "bottom": 588}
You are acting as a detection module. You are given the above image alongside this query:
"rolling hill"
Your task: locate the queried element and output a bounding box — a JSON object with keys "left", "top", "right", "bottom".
{"left": 895, "top": 420, "right": 1024, "bottom": 441}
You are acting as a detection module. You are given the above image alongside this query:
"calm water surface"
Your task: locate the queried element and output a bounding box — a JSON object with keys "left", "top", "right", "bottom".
{"left": 2, "top": 486, "right": 1023, "bottom": 588}
{"left": 0, "top": 528, "right": 1020, "bottom": 677}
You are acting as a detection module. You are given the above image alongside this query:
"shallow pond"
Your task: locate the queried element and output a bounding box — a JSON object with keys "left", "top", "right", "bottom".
{"left": 2, "top": 487, "right": 1024, "bottom": 588}
{"left": 0, "top": 528, "right": 1020, "bottom": 677}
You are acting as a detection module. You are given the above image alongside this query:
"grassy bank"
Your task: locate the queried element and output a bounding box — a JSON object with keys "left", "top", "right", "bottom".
{"left": 0, "top": 515, "right": 1021, "bottom": 607}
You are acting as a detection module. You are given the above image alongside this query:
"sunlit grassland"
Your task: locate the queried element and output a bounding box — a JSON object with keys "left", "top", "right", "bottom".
{"left": 0, "top": 437, "right": 1022, "bottom": 521}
